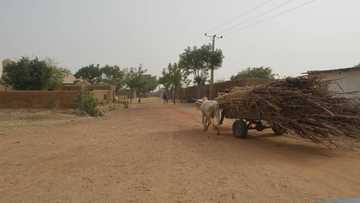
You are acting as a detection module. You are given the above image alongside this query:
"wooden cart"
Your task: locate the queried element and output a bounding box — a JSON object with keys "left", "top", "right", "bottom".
{"left": 220, "top": 107, "right": 286, "bottom": 138}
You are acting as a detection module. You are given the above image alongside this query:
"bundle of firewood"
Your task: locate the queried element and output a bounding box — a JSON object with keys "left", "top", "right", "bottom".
{"left": 216, "top": 77, "right": 360, "bottom": 145}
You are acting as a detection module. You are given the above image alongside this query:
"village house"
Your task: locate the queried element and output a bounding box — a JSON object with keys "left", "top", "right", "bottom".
{"left": 62, "top": 72, "right": 77, "bottom": 85}
{"left": 307, "top": 65, "right": 360, "bottom": 99}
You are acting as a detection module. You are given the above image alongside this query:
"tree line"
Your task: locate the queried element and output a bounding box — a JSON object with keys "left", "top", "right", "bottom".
{"left": 1, "top": 53, "right": 280, "bottom": 103}
{"left": 162, "top": 46, "right": 360, "bottom": 100}
{"left": 159, "top": 44, "right": 224, "bottom": 102}
{"left": 74, "top": 64, "right": 157, "bottom": 102}
{"left": 2, "top": 57, "right": 69, "bottom": 90}
{"left": 1, "top": 57, "right": 158, "bottom": 102}
{"left": 158, "top": 44, "right": 276, "bottom": 102}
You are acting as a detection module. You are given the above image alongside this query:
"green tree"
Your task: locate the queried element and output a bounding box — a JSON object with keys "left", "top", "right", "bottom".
{"left": 158, "top": 66, "right": 172, "bottom": 95}
{"left": 138, "top": 74, "right": 158, "bottom": 97}
{"left": 2, "top": 57, "right": 65, "bottom": 90}
{"left": 46, "top": 67, "right": 67, "bottom": 90}
{"left": 179, "top": 46, "right": 206, "bottom": 86}
{"left": 159, "top": 63, "right": 187, "bottom": 103}
{"left": 75, "top": 64, "right": 101, "bottom": 84}
{"left": 179, "top": 45, "right": 223, "bottom": 97}
{"left": 101, "top": 65, "right": 125, "bottom": 91}
{"left": 231, "top": 67, "right": 275, "bottom": 81}
{"left": 124, "top": 66, "right": 144, "bottom": 100}
{"left": 44, "top": 59, "right": 69, "bottom": 90}
{"left": 124, "top": 65, "right": 158, "bottom": 103}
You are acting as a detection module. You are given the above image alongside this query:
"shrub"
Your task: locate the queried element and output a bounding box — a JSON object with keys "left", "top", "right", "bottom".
{"left": 2, "top": 57, "right": 67, "bottom": 90}
{"left": 75, "top": 93, "right": 102, "bottom": 116}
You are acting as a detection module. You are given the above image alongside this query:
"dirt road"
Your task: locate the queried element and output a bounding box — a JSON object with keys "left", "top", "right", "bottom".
{"left": 1, "top": 99, "right": 360, "bottom": 203}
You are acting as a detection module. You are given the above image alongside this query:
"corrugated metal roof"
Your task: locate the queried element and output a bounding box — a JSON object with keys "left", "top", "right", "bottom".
{"left": 307, "top": 65, "right": 360, "bottom": 75}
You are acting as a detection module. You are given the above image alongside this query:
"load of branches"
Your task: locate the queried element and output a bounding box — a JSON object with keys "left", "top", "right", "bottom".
{"left": 216, "top": 77, "right": 360, "bottom": 145}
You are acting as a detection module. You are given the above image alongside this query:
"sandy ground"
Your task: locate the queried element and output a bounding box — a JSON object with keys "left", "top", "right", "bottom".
{"left": 0, "top": 98, "right": 360, "bottom": 203}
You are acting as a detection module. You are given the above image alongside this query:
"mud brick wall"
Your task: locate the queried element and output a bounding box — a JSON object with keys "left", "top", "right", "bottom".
{"left": 90, "top": 90, "right": 114, "bottom": 104}
{"left": 0, "top": 91, "right": 81, "bottom": 108}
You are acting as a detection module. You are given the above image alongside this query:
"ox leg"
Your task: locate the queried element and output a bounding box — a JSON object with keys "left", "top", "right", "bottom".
{"left": 210, "top": 118, "right": 220, "bottom": 135}
{"left": 202, "top": 113, "right": 208, "bottom": 131}
{"left": 219, "top": 110, "right": 225, "bottom": 125}
{"left": 205, "top": 116, "right": 211, "bottom": 131}
{"left": 201, "top": 112, "right": 205, "bottom": 125}
{"left": 215, "top": 125, "right": 220, "bottom": 135}
{"left": 203, "top": 116, "right": 209, "bottom": 131}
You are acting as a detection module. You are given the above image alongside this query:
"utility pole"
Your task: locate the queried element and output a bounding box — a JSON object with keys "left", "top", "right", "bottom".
{"left": 204, "top": 33, "right": 223, "bottom": 99}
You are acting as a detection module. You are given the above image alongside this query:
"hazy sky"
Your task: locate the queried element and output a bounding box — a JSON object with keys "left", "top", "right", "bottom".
{"left": 1, "top": 0, "right": 359, "bottom": 80}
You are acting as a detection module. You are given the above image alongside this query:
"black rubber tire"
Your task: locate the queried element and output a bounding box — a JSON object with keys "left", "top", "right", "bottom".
{"left": 232, "top": 120, "right": 248, "bottom": 138}
{"left": 272, "top": 124, "right": 286, "bottom": 135}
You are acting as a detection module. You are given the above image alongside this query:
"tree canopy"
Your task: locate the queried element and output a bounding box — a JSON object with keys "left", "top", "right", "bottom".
{"left": 73, "top": 64, "right": 157, "bottom": 100}
{"left": 75, "top": 64, "right": 126, "bottom": 90}
{"left": 159, "top": 63, "right": 188, "bottom": 103}
{"left": 158, "top": 65, "right": 172, "bottom": 92}
{"left": 100, "top": 65, "right": 125, "bottom": 90}
{"left": 124, "top": 66, "right": 158, "bottom": 100}
{"left": 231, "top": 67, "right": 275, "bottom": 81}
{"left": 138, "top": 74, "right": 158, "bottom": 96}
{"left": 179, "top": 44, "right": 223, "bottom": 86}
{"left": 2, "top": 57, "right": 67, "bottom": 90}
{"left": 74, "top": 64, "right": 102, "bottom": 84}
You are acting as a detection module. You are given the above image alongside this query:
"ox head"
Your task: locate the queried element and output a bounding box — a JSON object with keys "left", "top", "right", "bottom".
{"left": 194, "top": 97, "right": 209, "bottom": 109}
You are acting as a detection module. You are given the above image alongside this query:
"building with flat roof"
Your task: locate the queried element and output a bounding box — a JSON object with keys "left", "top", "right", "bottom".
{"left": 307, "top": 65, "right": 360, "bottom": 98}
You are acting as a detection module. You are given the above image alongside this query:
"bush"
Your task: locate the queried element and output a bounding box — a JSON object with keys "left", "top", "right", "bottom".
{"left": 75, "top": 93, "right": 102, "bottom": 116}
{"left": 2, "top": 57, "right": 67, "bottom": 90}
{"left": 231, "top": 67, "right": 275, "bottom": 81}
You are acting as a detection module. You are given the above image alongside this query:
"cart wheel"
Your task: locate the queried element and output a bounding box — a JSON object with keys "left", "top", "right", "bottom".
{"left": 232, "top": 120, "right": 248, "bottom": 138}
{"left": 272, "top": 124, "right": 286, "bottom": 135}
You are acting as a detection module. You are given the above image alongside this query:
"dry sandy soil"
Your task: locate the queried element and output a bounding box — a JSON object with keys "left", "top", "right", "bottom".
{"left": 1, "top": 98, "right": 360, "bottom": 203}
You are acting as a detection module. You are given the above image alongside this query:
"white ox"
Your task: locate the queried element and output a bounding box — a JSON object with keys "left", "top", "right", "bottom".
{"left": 195, "top": 97, "right": 222, "bottom": 135}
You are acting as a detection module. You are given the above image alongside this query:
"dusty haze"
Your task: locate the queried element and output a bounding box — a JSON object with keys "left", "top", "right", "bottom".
{"left": 0, "top": 0, "right": 359, "bottom": 80}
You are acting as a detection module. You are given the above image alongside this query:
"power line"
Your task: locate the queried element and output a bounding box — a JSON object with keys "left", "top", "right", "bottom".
{"left": 222, "top": 0, "right": 318, "bottom": 37}
{"left": 206, "top": 0, "right": 276, "bottom": 33}
{"left": 218, "top": 0, "right": 297, "bottom": 34}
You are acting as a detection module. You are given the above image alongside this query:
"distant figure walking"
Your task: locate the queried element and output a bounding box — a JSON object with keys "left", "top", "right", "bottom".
{"left": 162, "top": 92, "right": 169, "bottom": 104}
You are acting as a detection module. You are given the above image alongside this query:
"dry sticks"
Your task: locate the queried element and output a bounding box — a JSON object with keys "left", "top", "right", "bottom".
{"left": 216, "top": 77, "right": 360, "bottom": 145}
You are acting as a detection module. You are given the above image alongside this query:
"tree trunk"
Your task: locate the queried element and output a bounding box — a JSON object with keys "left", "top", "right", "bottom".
{"left": 210, "top": 66, "right": 214, "bottom": 99}
{"left": 169, "top": 87, "right": 173, "bottom": 104}
{"left": 133, "top": 89, "right": 137, "bottom": 100}
{"left": 173, "top": 86, "right": 177, "bottom": 104}
{"left": 197, "top": 84, "right": 201, "bottom": 99}
{"left": 181, "top": 88, "right": 186, "bottom": 103}
{"left": 198, "top": 83, "right": 205, "bottom": 99}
